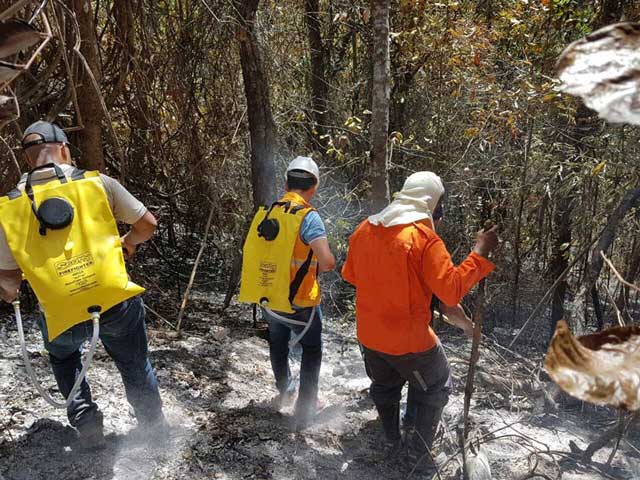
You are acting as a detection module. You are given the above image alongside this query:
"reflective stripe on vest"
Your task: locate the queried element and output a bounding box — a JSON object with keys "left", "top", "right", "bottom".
{"left": 283, "top": 192, "right": 320, "bottom": 308}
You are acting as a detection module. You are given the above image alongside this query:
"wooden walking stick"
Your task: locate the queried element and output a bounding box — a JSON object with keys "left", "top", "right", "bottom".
{"left": 461, "top": 216, "right": 494, "bottom": 480}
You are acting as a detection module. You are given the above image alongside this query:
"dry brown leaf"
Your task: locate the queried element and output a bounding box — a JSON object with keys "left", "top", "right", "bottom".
{"left": 544, "top": 320, "right": 640, "bottom": 410}
{"left": 0, "top": 61, "right": 19, "bottom": 84}
{"left": 556, "top": 22, "right": 640, "bottom": 125}
{"left": 0, "top": 19, "right": 43, "bottom": 59}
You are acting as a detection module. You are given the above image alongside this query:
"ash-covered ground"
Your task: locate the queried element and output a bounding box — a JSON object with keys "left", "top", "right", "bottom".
{"left": 1, "top": 293, "right": 639, "bottom": 480}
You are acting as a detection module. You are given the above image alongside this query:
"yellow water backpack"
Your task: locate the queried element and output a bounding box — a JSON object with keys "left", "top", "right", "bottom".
{"left": 239, "top": 192, "right": 320, "bottom": 314}
{"left": 0, "top": 163, "right": 144, "bottom": 341}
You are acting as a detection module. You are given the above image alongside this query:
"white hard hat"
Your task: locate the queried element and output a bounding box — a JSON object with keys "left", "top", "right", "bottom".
{"left": 286, "top": 156, "right": 320, "bottom": 181}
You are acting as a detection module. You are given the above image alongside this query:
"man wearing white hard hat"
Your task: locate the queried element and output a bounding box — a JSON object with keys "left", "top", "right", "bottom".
{"left": 261, "top": 156, "right": 335, "bottom": 429}
{"left": 342, "top": 171, "right": 498, "bottom": 471}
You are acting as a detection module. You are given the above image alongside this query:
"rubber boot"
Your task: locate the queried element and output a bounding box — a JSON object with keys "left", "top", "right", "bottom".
{"left": 377, "top": 402, "right": 401, "bottom": 442}
{"left": 376, "top": 402, "right": 403, "bottom": 460}
{"left": 76, "top": 410, "right": 105, "bottom": 451}
{"left": 409, "top": 404, "right": 444, "bottom": 473}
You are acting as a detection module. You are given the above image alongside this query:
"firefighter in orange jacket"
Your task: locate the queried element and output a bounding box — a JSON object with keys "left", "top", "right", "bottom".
{"left": 342, "top": 171, "right": 498, "bottom": 470}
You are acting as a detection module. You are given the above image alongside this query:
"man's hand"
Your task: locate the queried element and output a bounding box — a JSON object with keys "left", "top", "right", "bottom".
{"left": 121, "top": 211, "right": 157, "bottom": 259}
{"left": 440, "top": 303, "right": 474, "bottom": 339}
{"left": 0, "top": 269, "right": 22, "bottom": 303}
{"left": 0, "top": 287, "right": 19, "bottom": 303}
{"left": 473, "top": 225, "right": 499, "bottom": 258}
{"left": 121, "top": 236, "right": 136, "bottom": 258}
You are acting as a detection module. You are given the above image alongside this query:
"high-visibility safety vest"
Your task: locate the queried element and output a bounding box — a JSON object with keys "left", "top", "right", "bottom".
{"left": 239, "top": 191, "right": 320, "bottom": 313}
{"left": 0, "top": 163, "right": 144, "bottom": 341}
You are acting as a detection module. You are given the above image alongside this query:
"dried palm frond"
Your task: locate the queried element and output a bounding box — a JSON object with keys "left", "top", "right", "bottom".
{"left": 545, "top": 320, "right": 640, "bottom": 410}
{"left": 0, "top": 19, "right": 44, "bottom": 59}
{"left": 0, "top": 93, "right": 18, "bottom": 123}
{"left": 557, "top": 22, "right": 640, "bottom": 125}
{"left": 0, "top": 60, "right": 20, "bottom": 84}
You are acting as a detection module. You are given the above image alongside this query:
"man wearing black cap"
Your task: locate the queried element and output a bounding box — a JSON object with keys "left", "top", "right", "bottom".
{"left": 0, "top": 121, "right": 165, "bottom": 449}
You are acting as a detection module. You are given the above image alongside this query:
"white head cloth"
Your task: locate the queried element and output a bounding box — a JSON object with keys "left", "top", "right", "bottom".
{"left": 368, "top": 171, "right": 445, "bottom": 228}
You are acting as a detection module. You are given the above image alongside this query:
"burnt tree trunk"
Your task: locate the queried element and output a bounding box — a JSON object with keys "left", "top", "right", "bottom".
{"left": 512, "top": 119, "right": 533, "bottom": 321}
{"left": 548, "top": 103, "right": 595, "bottom": 335}
{"left": 369, "top": 0, "right": 390, "bottom": 212}
{"left": 549, "top": 198, "right": 572, "bottom": 337}
{"left": 591, "top": 285, "right": 604, "bottom": 330}
{"left": 224, "top": 0, "right": 278, "bottom": 310}
{"left": 304, "top": 0, "right": 328, "bottom": 143}
{"left": 235, "top": 0, "right": 278, "bottom": 208}
{"left": 111, "top": 0, "right": 135, "bottom": 107}
{"left": 69, "top": 0, "right": 105, "bottom": 172}
{"left": 585, "top": 186, "right": 640, "bottom": 290}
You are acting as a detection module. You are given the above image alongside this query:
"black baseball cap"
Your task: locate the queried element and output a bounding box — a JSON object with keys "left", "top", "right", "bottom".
{"left": 21, "top": 121, "right": 82, "bottom": 158}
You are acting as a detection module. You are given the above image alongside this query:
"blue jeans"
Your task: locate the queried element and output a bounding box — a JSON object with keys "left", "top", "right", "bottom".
{"left": 37, "top": 296, "right": 163, "bottom": 430}
{"left": 263, "top": 306, "right": 322, "bottom": 417}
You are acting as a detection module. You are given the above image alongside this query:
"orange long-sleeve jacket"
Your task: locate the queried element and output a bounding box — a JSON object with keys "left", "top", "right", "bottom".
{"left": 342, "top": 220, "right": 494, "bottom": 355}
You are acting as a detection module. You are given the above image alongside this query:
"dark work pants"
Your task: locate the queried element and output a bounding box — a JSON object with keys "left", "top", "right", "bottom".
{"left": 263, "top": 306, "right": 322, "bottom": 417}
{"left": 37, "top": 296, "right": 164, "bottom": 430}
{"left": 363, "top": 341, "right": 452, "bottom": 415}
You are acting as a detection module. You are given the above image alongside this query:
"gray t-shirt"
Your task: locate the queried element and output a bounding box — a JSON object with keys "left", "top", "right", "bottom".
{"left": 0, "top": 163, "right": 147, "bottom": 270}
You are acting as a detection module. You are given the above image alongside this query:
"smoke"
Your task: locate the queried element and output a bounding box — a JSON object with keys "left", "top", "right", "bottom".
{"left": 275, "top": 154, "right": 366, "bottom": 319}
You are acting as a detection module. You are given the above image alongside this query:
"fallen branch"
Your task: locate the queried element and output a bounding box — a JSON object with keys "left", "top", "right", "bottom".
{"left": 463, "top": 279, "right": 486, "bottom": 439}
{"left": 606, "top": 411, "right": 626, "bottom": 466}
{"left": 408, "top": 429, "right": 444, "bottom": 480}
{"left": 462, "top": 278, "right": 487, "bottom": 480}
{"left": 143, "top": 304, "right": 176, "bottom": 330}
{"left": 439, "top": 419, "right": 526, "bottom": 472}
{"left": 568, "top": 412, "right": 637, "bottom": 464}
{"left": 601, "top": 251, "right": 640, "bottom": 293}
{"left": 514, "top": 451, "right": 555, "bottom": 480}
{"left": 603, "top": 282, "right": 625, "bottom": 327}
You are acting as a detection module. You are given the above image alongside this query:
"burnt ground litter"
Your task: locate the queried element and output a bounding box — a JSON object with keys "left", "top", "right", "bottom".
{"left": 1, "top": 292, "right": 639, "bottom": 480}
